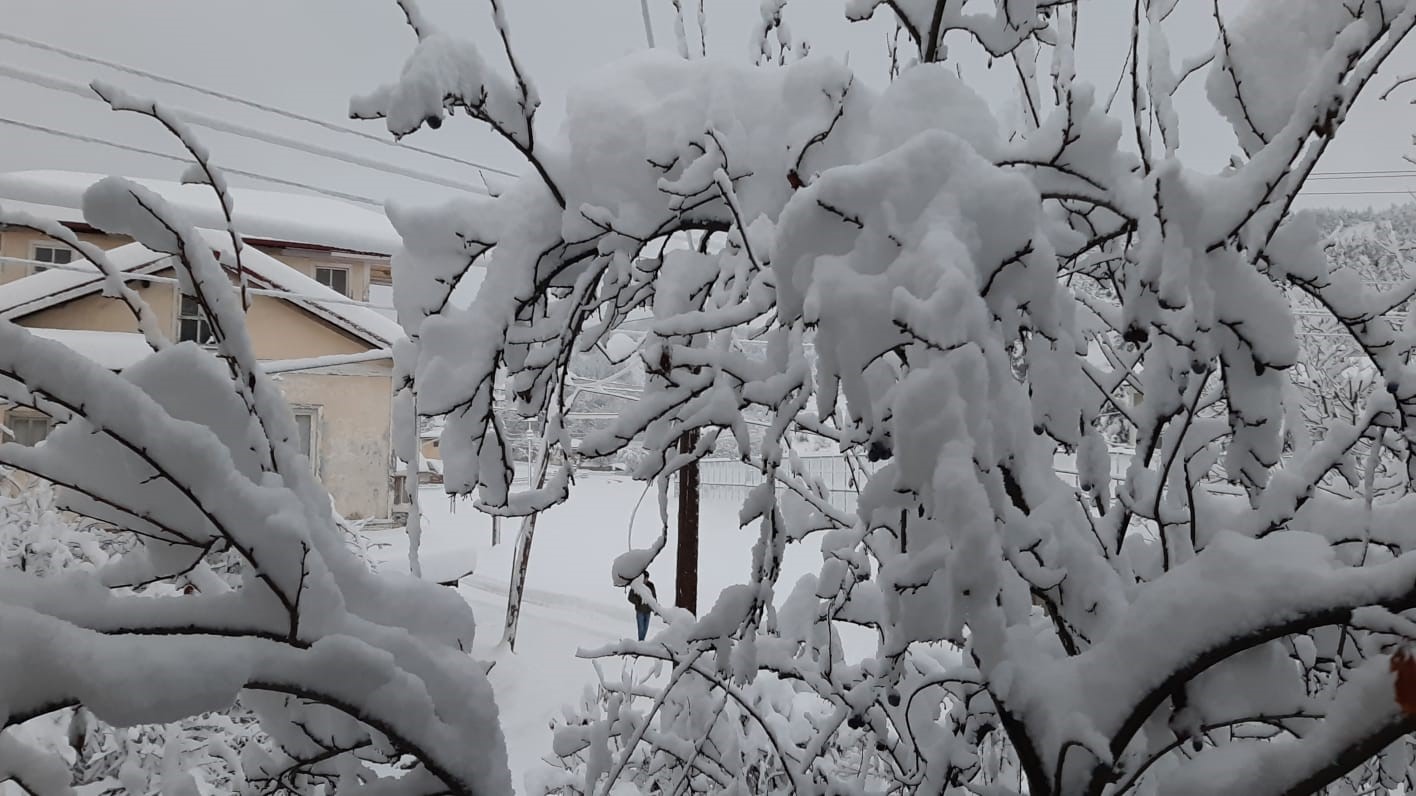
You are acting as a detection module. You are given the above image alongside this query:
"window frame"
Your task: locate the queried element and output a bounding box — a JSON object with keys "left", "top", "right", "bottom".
{"left": 29, "top": 242, "right": 76, "bottom": 273}
{"left": 314, "top": 265, "right": 351, "bottom": 298}
{"left": 5, "top": 412, "right": 53, "bottom": 447}
{"left": 291, "top": 406, "right": 321, "bottom": 476}
{"left": 177, "top": 294, "right": 217, "bottom": 347}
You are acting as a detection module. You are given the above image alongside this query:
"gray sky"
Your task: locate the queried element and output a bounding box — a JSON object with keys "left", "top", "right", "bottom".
{"left": 1, "top": 0, "right": 1414, "bottom": 213}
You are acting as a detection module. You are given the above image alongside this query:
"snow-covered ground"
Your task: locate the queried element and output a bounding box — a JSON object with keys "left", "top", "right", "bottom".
{"left": 362, "top": 471, "right": 830, "bottom": 793}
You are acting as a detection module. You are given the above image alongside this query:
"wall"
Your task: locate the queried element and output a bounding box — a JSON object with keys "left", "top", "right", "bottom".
{"left": 0, "top": 228, "right": 130, "bottom": 285}
{"left": 1, "top": 366, "right": 394, "bottom": 520}
{"left": 274, "top": 365, "right": 393, "bottom": 520}
{"left": 260, "top": 247, "right": 373, "bottom": 303}
{"left": 21, "top": 275, "right": 178, "bottom": 333}
{"left": 420, "top": 437, "right": 441, "bottom": 461}
{"left": 243, "top": 293, "right": 370, "bottom": 360}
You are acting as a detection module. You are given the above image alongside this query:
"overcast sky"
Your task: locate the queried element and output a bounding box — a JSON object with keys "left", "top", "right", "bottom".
{"left": 1, "top": 0, "right": 1415, "bottom": 214}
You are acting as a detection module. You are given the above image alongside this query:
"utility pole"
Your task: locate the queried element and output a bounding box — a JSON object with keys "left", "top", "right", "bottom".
{"left": 675, "top": 428, "right": 700, "bottom": 614}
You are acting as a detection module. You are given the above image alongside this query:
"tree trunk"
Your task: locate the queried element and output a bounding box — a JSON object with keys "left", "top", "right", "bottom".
{"left": 675, "top": 429, "right": 700, "bottom": 614}
{"left": 406, "top": 388, "right": 423, "bottom": 579}
{"left": 502, "top": 437, "right": 552, "bottom": 651}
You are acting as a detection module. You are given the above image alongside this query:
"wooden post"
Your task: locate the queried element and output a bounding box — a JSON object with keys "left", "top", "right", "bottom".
{"left": 675, "top": 429, "right": 700, "bottom": 614}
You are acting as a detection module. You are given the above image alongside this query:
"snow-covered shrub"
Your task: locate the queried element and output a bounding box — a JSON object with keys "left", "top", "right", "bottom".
{"left": 364, "top": 0, "right": 1416, "bottom": 793}
{"left": 538, "top": 664, "right": 896, "bottom": 796}
{"left": 1, "top": 471, "right": 266, "bottom": 796}
{"left": 1287, "top": 211, "right": 1416, "bottom": 500}
{"left": 1, "top": 474, "right": 120, "bottom": 575}
{"left": 0, "top": 86, "right": 508, "bottom": 795}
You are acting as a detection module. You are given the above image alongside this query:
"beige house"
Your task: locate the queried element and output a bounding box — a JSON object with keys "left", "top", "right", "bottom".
{"left": 0, "top": 170, "right": 397, "bottom": 296}
{"left": 0, "top": 171, "right": 410, "bottom": 521}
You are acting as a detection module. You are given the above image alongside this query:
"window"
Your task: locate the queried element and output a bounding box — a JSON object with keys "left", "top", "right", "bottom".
{"left": 314, "top": 266, "right": 350, "bottom": 297}
{"left": 30, "top": 244, "right": 75, "bottom": 272}
{"left": 6, "top": 414, "right": 52, "bottom": 447}
{"left": 178, "top": 295, "right": 215, "bottom": 346}
{"left": 293, "top": 408, "right": 319, "bottom": 474}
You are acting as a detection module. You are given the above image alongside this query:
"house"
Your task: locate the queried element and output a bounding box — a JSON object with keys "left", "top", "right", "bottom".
{"left": 0, "top": 171, "right": 410, "bottom": 521}
{"left": 0, "top": 170, "right": 398, "bottom": 306}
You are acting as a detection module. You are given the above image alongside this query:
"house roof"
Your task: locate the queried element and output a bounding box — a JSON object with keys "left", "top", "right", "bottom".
{"left": 0, "top": 231, "right": 405, "bottom": 349}
{"left": 0, "top": 170, "right": 400, "bottom": 256}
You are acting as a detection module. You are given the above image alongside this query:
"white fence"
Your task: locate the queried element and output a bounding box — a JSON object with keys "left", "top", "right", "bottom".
{"left": 699, "top": 455, "right": 884, "bottom": 514}
{"left": 699, "top": 448, "right": 1140, "bottom": 514}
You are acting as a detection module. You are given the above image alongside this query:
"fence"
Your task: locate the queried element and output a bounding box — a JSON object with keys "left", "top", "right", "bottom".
{"left": 699, "top": 448, "right": 1140, "bottom": 514}
{"left": 699, "top": 455, "right": 884, "bottom": 514}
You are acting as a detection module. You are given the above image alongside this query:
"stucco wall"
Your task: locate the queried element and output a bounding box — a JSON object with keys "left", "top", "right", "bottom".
{"left": 243, "top": 294, "right": 370, "bottom": 360}
{"left": 0, "top": 228, "right": 129, "bottom": 285}
{"left": 420, "top": 438, "right": 441, "bottom": 461}
{"left": 274, "top": 367, "right": 393, "bottom": 520}
{"left": 21, "top": 276, "right": 178, "bottom": 333}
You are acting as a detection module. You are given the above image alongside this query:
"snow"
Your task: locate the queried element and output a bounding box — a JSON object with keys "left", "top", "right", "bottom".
{"left": 8, "top": 1, "right": 1416, "bottom": 792}
{"left": 367, "top": 16, "right": 1416, "bottom": 782}
{"left": 262, "top": 349, "right": 393, "bottom": 374}
{"left": 0, "top": 194, "right": 508, "bottom": 793}
{"left": 351, "top": 33, "right": 530, "bottom": 149}
{"left": 0, "top": 170, "right": 400, "bottom": 256}
{"left": 370, "top": 474, "right": 832, "bottom": 637}
{"left": 415, "top": 544, "right": 478, "bottom": 585}
{"left": 363, "top": 474, "right": 867, "bottom": 792}
{"left": 1206, "top": 0, "right": 1358, "bottom": 155}
{"left": 23, "top": 329, "right": 152, "bottom": 371}
{"left": 368, "top": 283, "right": 398, "bottom": 320}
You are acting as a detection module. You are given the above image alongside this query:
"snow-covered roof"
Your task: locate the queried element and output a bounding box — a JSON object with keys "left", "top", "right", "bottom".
{"left": 0, "top": 241, "right": 168, "bottom": 318}
{"left": 419, "top": 416, "right": 447, "bottom": 440}
{"left": 0, "top": 170, "right": 399, "bottom": 256}
{"left": 0, "top": 232, "right": 405, "bottom": 348}
{"left": 26, "top": 328, "right": 152, "bottom": 371}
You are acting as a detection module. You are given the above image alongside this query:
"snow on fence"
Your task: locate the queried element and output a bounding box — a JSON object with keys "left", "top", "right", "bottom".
{"left": 699, "top": 449, "right": 1138, "bottom": 513}
{"left": 699, "top": 455, "right": 884, "bottom": 513}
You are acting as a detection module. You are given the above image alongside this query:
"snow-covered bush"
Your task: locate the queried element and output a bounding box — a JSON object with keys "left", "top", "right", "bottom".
{"left": 1, "top": 472, "right": 267, "bottom": 796}
{"left": 364, "top": 0, "right": 1416, "bottom": 793}
{"left": 0, "top": 87, "right": 508, "bottom": 795}
{"left": 1287, "top": 211, "right": 1416, "bottom": 500}
{"left": 1, "top": 474, "right": 121, "bottom": 575}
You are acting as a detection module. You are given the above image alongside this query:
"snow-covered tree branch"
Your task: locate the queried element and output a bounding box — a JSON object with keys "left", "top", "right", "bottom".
{"left": 363, "top": 0, "right": 1416, "bottom": 793}
{"left": 0, "top": 90, "right": 509, "bottom": 795}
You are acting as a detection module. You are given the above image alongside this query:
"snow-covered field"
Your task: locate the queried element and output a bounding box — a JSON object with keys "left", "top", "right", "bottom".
{"left": 363, "top": 472, "right": 828, "bottom": 793}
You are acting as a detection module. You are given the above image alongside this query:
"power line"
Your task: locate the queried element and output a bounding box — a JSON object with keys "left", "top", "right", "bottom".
{"left": 0, "top": 115, "right": 387, "bottom": 207}
{"left": 0, "top": 62, "right": 490, "bottom": 196}
{"left": 1309, "top": 172, "right": 1416, "bottom": 181}
{"left": 1310, "top": 169, "right": 1416, "bottom": 178}
{"left": 0, "top": 30, "right": 521, "bottom": 181}
{"left": 1299, "top": 189, "right": 1416, "bottom": 197}
{"left": 6, "top": 48, "right": 1409, "bottom": 205}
